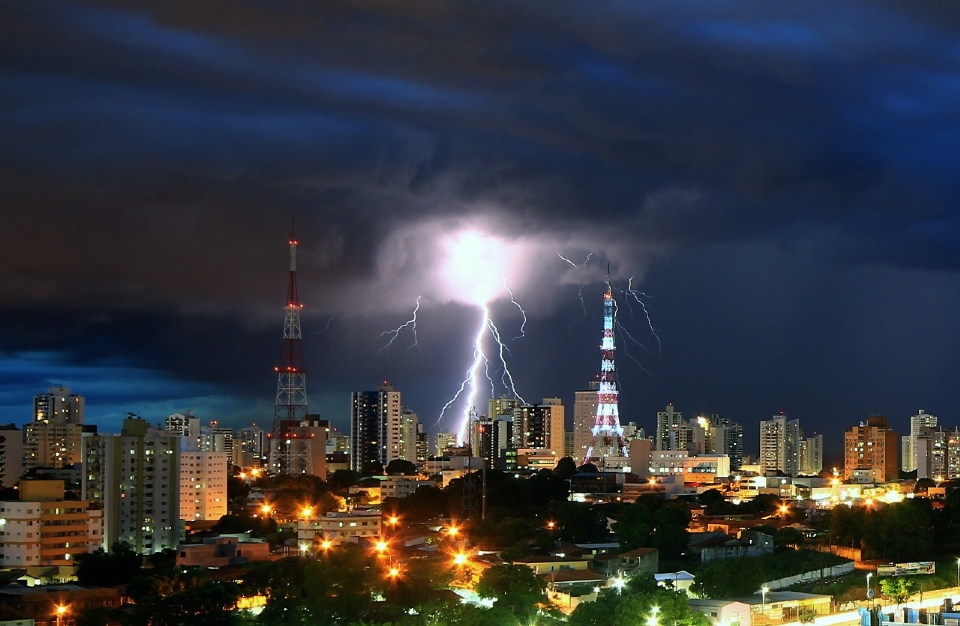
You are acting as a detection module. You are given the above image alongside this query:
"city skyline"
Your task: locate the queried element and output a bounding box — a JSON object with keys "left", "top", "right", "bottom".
{"left": 4, "top": 3, "right": 960, "bottom": 461}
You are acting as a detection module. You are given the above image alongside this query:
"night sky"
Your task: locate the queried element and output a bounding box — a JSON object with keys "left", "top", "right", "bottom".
{"left": 4, "top": 2, "right": 960, "bottom": 464}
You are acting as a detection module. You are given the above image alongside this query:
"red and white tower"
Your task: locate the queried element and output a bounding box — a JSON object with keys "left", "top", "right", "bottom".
{"left": 585, "top": 275, "right": 627, "bottom": 468}
{"left": 269, "top": 224, "right": 312, "bottom": 475}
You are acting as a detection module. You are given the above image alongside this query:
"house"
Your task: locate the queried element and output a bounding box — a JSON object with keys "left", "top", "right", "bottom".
{"left": 618, "top": 547, "right": 658, "bottom": 576}
{"left": 688, "top": 599, "right": 752, "bottom": 626}
{"left": 655, "top": 570, "right": 696, "bottom": 596}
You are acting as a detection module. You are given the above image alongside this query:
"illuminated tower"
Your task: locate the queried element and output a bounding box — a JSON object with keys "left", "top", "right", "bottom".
{"left": 269, "top": 226, "right": 312, "bottom": 475}
{"left": 585, "top": 278, "right": 627, "bottom": 468}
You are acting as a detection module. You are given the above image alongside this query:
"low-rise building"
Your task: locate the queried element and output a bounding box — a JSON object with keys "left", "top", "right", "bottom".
{"left": 297, "top": 510, "right": 381, "bottom": 546}
{"left": 176, "top": 535, "right": 273, "bottom": 568}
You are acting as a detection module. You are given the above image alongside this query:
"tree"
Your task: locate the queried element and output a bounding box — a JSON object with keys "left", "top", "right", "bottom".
{"left": 386, "top": 459, "right": 419, "bottom": 476}
{"left": 613, "top": 501, "right": 655, "bottom": 551}
{"left": 476, "top": 564, "right": 547, "bottom": 621}
{"left": 774, "top": 527, "right": 805, "bottom": 550}
{"left": 361, "top": 460, "right": 385, "bottom": 476}
{"left": 328, "top": 469, "right": 360, "bottom": 492}
{"left": 578, "top": 463, "right": 600, "bottom": 473}
{"left": 650, "top": 501, "right": 691, "bottom": 559}
{"left": 555, "top": 456, "right": 578, "bottom": 481}
{"left": 75, "top": 541, "right": 142, "bottom": 586}
{"left": 880, "top": 577, "right": 919, "bottom": 605}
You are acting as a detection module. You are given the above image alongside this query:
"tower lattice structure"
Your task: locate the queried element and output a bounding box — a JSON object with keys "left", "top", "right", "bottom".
{"left": 269, "top": 226, "right": 312, "bottom": 475}
{"left": 585, "top": 280, "right": 627, "bottom": 467}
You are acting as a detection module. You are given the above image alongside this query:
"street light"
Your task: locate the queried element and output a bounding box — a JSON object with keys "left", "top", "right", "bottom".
{"left": 647, "top": 605, "right": 660, "bottom": 626}
{"left": 453, "top": 552, "right": 468, "bottom": 566}
{"left": 55, "top": 604, "right": 68, "bottom": 626}
{"left": 761, "top": 586, "right": 769, "bottom": 609}
{"left": 866, "top": 573, "right": 873, "bottom": 598}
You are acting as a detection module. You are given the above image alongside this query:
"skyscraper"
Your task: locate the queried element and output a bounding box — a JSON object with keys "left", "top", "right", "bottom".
{"left": 517, "top": 398, "right": 565, "bottom": 452}
{"left": 238, "top": 424, "right": 266, "bottom": 469}
{"left": 350, "top": 383, "right": 401, "bottom": 473}
{"left": 799, "top": 434, "right": 823, "bottom": 475}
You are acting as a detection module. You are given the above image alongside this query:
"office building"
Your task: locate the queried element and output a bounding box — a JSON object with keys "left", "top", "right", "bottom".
{"left": 799, "top": 434, "right": 824, "bottom": 475}
{"left": 517, "top": 398, "right": 564, "bottom": 452}
{"left": 179, "top": 449, "right": 228, "bottom": 522}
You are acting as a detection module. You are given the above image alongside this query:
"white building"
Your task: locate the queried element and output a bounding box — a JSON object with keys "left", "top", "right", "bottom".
{"left": 0, "top": 480, "right": 102, "bottom": 567}
{"left": 572, "top": 382, "right": 600, "bottom": 464}
{"left": 24, "top": 386, "right": 88, "bottom": 472}
{"left": 82, "top": 418, "right": 181, "bottom": 554}
{"left": 0, "top": 425, "right": 25, "bottom": 488}
{"left": 656, "top": 404, "right": 683, "bottom": 451}
{"left": 902, "top": 410, "right": 937, "bottom": 474}
{"left": 179, "top": 450, "right": 228, "bottom": 522}
{"left": 298, "top": 510, "right": 382, "bottom": 546}
{"left": 759, "top": 414, "right": 801, "bottom": 476}
{"left": 238, "top": 424, "right": 266, "bottom": 469}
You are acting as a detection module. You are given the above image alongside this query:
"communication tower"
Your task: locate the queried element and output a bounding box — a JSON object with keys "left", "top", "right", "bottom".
{"left": 269, "top": 224, "right": 312, "bottom": 475}
{"left": 585, "top": 271, "right": 627, "bottom": 467}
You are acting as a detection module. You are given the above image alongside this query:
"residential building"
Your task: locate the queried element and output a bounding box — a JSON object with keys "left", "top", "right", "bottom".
{"left": 82, "top": 417, "right": 181, "bottom": 554}
{"left": 350, "top": 383, "right": 402, "bottom": 473}
{"left": 179, "top": 450, "right": 228, "bottom": 522}
{"left": 176, "top": 535, "right": 272, "bottom": 568}
{"left": 305, "top": 416, "right": 328, "bottom": 479}
{"left": 759, "top": 414, "right": 801, "bottom": 476}
{"left": 902, "top": 410, "right": 937, "bottom": 474}
{"left": 517, "top": 398, "right": 564, "bottom": 452}
{"left": 844, "top": 416, "right": 899, "bottom": 483}
{"left": 572, "top": 382, "right": 600, "bottom": 463}
{"left": 297, "top": 510, "right": 382, "bottom": 546}
{"left": 799, "top": 434, "right": 824, "bottom": 475}
{"left": 24, "top": 388, "right": 92, "bottom": 473}
{"left": 237, "top": 424, "right": 266, "bottom": 469}
{"left": 397, "top": 409, "right": 419, "bottom": 464}
{"left": 0, "top": 480, "right": 102, "bottom": 567}
{"left": 0, "top": 425, "right": 24, "bottom": 489}
{"left": 434, "top": 431, "right": 456, "bottom": 457}
{"left": 655, "top": 404, "right": 683, "bottom": 451}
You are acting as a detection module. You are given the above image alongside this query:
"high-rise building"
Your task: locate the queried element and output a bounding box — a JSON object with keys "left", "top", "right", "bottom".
{"left": 415, "top": 424, "right": 429, "bottom": 465}
{"left": 238, "top": 424, "right": 266, "bottom": 469}
{"left": 209, "top": 421, "right": 235, "bottom": 468}
{"left": 655, "top": 404, "right": 683, "bottom": 451}
{"left": 572, "top": 381, "right": 600, "bottom": 465}
{"left": 179, "top": 449, "right": 228, "bottom": 522}
{"left": 397, "top": 409, "right": 419, "bottom": 464}
{"left": 435, "top": 431, "right": 456, "bottom": 456}
{"left": 844, "top": 416, "right": 899, "bottom": 482}
{"left": 707, "top": 414, "right": 743, "bottom": 471}
{"left": 82, "top": 417, "right": 182, "bottom": 554}
{"left": 350, "top": 383, "right": 401, "bottom": 473}
{"left": 902, "top": 410, "right": 937, "bottom": 473}
{"left": 166, "top": 412, "right": 200, "bottom": 440}
{"left": 799, "top": 434, "right": 823, "bottom": 475}
{"left": 305, "top": 416, "right": 328, "bottom": 479}
{"left": 0, "top": 425, "right": 24, "bottom": 488}
{"left": 517, "top": 398, "right": 564, "bottom": 452}
{"left": 759, "top": 413, "right": 801, "bottom": 476}
{"left": 472, "top": 415, "right": 514, "bottom": 469}
{"left": 33, "top": 386, "right": 84, "bottom": 424}
{"left": 488, "top": 397, "right": 521, "bottom": 447}
{"left": 24, "top": 386, "right": 93, "bottom": 472}
{"left": 0, "top": 480, "right": 102, "bottom": 567}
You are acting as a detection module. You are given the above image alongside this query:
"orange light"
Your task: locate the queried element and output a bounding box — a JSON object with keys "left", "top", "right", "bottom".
{"left": 388, "top": 566, "right": 400, "bottom": 578}
{"left": 376, "top": 540, "right": 388, "bottom": 553}
{"left": 320, "top": 540, "right": 332, "bottom": 550}
{"left": 447, "top": 526, "right": 459, "bottom": 537}
{"left": 261, "top": 504, "right": 272, "bottom": 515}
{"left": 546, "top": 521, "right": 555, "bottom": 529}
{"left": 301, "top": 506, "right": 313, "bottom": 518}
{"left": 388, "top": 516, "right": 399, "bottom": 526}
{"left": 454, "top": 552, "right": 468, "bottom": 566}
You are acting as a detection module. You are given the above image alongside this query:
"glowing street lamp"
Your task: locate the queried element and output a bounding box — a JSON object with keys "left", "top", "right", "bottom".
{"left": 647, "top": 605, "right": 660, "bottom": 626}
{"left": 454, "top": 552, "right": 468, "bottom": 566}
{"left": 376, "top": 540, "right": 389, "bottom": 555}
{"left": 320, "top": 539, "right": 332, "bottom": 552}
{"left": 612, "top": 577, "right": 626, "bottom": 593}
{"left": 260, "top": 504, "right": 272, "bottom": 516}
{"left": 300, "top": 506, "right": 313, "bottom": 519}
{"left": 447, "top": 525, "right": 459, "bottom": 537}
{"left": 388, "top": 565, "right": 400, "bottom": 579}
{"left": 55, "top": 605, "right": 69, "bottom": 626}
{"left": 866, "top": 573, "right": 873, "bottom": 597}
{"left": 761, "top": 586, "right": 769, "bottom": 609}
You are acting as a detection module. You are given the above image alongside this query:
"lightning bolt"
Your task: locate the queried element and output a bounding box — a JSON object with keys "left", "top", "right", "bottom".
{"left": 559, "top": 252, "right": 594, "bottom": 332}
{"left": 617, "top": 277, "right": 662, "bottom": 355}
{"left": 433, "top": 301, "right": 530, "bottom": 445}
{"left": 501, "top": 274, "right": 528, "bottom": 339}
{"left": 377, "top": 296, "right": 421, "bottom": 352}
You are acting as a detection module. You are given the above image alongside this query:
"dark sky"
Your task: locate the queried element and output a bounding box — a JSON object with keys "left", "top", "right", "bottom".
{"left": 3, "top": 1, "right": 960, "bottom": 463}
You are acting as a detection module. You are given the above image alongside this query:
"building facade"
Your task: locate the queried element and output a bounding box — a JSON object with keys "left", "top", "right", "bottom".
{"left": 82, "top": 418, "right": 181, "bottom": 554}
{"left": 350, "top": 383, "right": 402, "bottom": 473}
{"left": 843, "top": 416, "right": 899, "bottom": 483}
{"left": 759, "top": 414, "right": 801, "bottom": 476}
